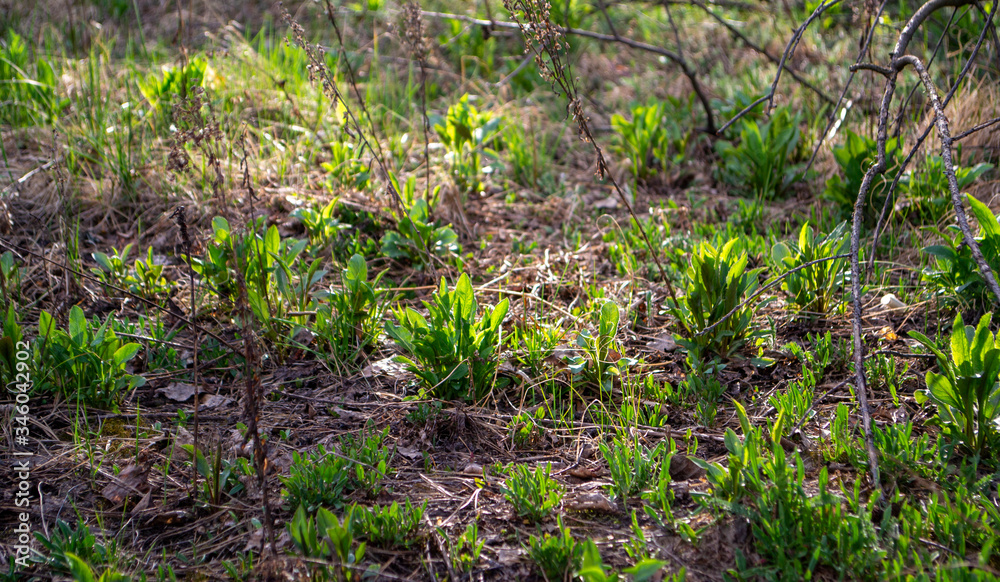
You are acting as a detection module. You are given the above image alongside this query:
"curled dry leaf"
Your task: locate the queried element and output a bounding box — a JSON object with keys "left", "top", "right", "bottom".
{"left": 102, "top": 464, "right": 150, "bottom": 504}
{"left": 156, "top": 382, "right": 197, "bottom": 402}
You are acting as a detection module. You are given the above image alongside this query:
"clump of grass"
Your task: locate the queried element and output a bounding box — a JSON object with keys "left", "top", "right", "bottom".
{"left": 500, "top": 463, "right": 563, "bottom": 522}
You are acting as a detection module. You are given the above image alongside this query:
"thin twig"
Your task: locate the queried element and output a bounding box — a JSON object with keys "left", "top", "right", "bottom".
{"left": 868, "top": 0, "right": 997, "bottom": 264}
{"left": 954, "top": 114, "right": 1000, "bottom": 140}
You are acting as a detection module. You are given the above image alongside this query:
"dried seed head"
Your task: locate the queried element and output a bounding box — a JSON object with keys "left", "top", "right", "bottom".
{"left": 400, "top": 2, "right": 428, "bottom": 61}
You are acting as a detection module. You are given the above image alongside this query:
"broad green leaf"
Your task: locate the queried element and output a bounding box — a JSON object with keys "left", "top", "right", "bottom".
{"left": 65, "top": 553, "right": 98, "bottom": 582}
{"left": 599, "top": 301, "right": 619, "bottom": 339}
{"left": 771, "top": 241, "right": 790, "bottom": 264}
{"left": 68, "top": 305, "right": 87, "bottom": 344}
{"left": 926, "top": 371, "right": 962, "bottom": 410}
{"left": 113, "top": 343, "right": 141, "bottom": 366}
{"left": 455, "top": 273, "right": 476, "bottom": 321}
{"left": 93, "top": 252, "right": 113, "bottom": 272}
{"left": 346, "top": 254, "right": 367, "bottom": 284}
{"left": 950, "top": 313, "right": 972, "bottom": 367}
{"left": 212, "top": 216, "right": 230, "bottom": 241}
{"left": 968, "top": 194, "right": 1000, "bottom": 239}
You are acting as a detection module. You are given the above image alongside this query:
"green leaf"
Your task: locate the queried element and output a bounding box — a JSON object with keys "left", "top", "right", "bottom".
{"left": 771, "top": 241, "right": 790, "bottom": 264}
{"left": 113, "top": 343, "right": 141, "bottom": 366}
{"left": 623, "top": 559, "right": 667, "bottom": 581}
{"left": 212, "top": 216, "right": 231, "bottom": 240}
{"left": 599, "top": 301, "right": 620, "bottom": 339}
{"left": 68, "top": 305, "right": 87, "bottom": 344}
{"left": 926, "top": 371, "right": 962, "bottom": 411}
{"left": 93, "top": 252, "right": 113, "bottom": 273}
{"left": 968, "top": 194, "right": 1000, "bottom": 239}
{"left": 950, "top": 313, "right": 972, "bottom": 367}
{"left": 455, "top": 274, "right": 476, "bottom": 321}
{"left": 346, "top": 254, "right": 367, "bottom": 284}
{"left": 65, "top": 553, "right": 97, "bottom": 582}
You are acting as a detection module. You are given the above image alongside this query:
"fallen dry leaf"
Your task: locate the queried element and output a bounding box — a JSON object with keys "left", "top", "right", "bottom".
{"left": 156, "top": 382, "right": 197, "bottom": 402}
{"left": 565, "top": 491, "right": 616, "bottom": 513}
{"left": 646, "top": 335, "right": 678, "bottom": 352}
{"left": 198, "top": 394, "right": 234, "bottom": 410}
{"left": 102, "top": 464, "right": 149, "bottom": 504}
{"left": 669, "top": 455, "right": 707, "bottom": 481}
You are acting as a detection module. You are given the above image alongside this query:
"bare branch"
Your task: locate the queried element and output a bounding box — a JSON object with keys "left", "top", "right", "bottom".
{"left": 897, "top": 53, "right": 1000, "bottom": 304}
{"left": 954, "top": 115, "right": 1000, "bottom": 140}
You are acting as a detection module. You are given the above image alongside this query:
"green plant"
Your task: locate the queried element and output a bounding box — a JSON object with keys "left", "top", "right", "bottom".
{"left": 505, "top": 121, "right": 561, "bottom": 188}
{"left": 611, "top": 97, "right": 693, "bottom": 182}
{"left": 34, "top": 519, "right": 114, "bottom": 575}
{"left": 768, "top": 379, "right": 814, "bottom": 436}
{"left": 350, "top": 499, "right": 426, "bottom": 549}
{"left": 312, "top": 254, "right": 385, "bottom": 370}
{"left": 449, "top": 523, "right": 484, "bottom": 573}
{"left": 0, "top": 251, "right": 21, "bottom": 307}
{"left": 692, "top": 403, "right": 768, "bottom": 506}
{"left": 321, "top": 141, "right": 372, "bottom": 191}
{"left": 715, "top": 106, "right": 804, "bottom": 199}
{"left": 902, "top": 154, "right": 992, "bottom": 225}
{"left": 433, "top": 93, "right": 501, "bottom": 196}
{"left": 386, "top": 273, "right": 509, "bottom": 402}
{"left": 568, "top": 301, "right": 635, "bottom": 392}
{"left": 340, "top": 424, "right": 394, "bottom": 498}
{"left": 509, "top": 409, "right": 546, "bottom": 448}
{"left": 287, "top": 505, "right": 366, "bottom": 581}
{"left": 770, "top": 221, "right": 849, "bottom": 314}
{"left": 738, "top": 447, "right": 884, "bottom": 580}
{"left": 871, "top": 422, "right": 949, "bottom": 483}
{"left": 500, "top": 463, "right": 563, "bottom": 522}
{"left": 823, "top": 403, "right": 855, "bottom": 463}
{"left": 599, "top": 435, "right": 665, "bottom": 503}
{"left": 576, "top": 539, "right": 619, "bottom": 582}
{"left": 527, "top": 517, "right": 583, "bottom": 581}
{"left": 91, "top": 245, "right": 133, "bottom": 292}
{"left": 439, "top": 19, "right": 499, "bottom": 79}
{"left": 35, "top": 306, "right": 145, "bottom": 410}
{"left": 94, "top": 246, "right": 174, "bottom": 300}
{"left": 922, "top": 194, "right": 1000, "bottom": 311}
{"left": 0, "top": 31, "right": 66, "bottom": 126}
{"left": 138, "top": 55, "right": 212, "bottom": 111}
{"left": 192, "top": 216, "right": 318, "bottom": 348}
{"left": 641, "top": 441, "right": 678, "bottom": 530}
{"left": 603, "top": 210, "right": 679, "bottom": 281}
{"left": 130, "top": 247, "right": 174, "bottom": 299}
{"left": 908, "top": 312, "right": 1000, "bottom": 456}
{"left": 137, "top": 313, "right": 182, "bottom": 372}
{"left": 380, "top": 175, "right": 460, "bottom": 268}
{"left": 865, "top": 353, "right": 907, "bottom": 406}
{"left": 180, "top": 442, "right": 245, "bottom": 505}
{"left": 671, "top": 238, "right": 761, "bottom": 358}
{"left": 823, "top": 128, "right": 902, "bottom": 224}
{"left": 65, "top": 554, "right": 129, "bottom": 582}
{"left": 220, "top": 551, "right": 255, "bottom": 581}
{"left": 282, "top": 425, "right": 393, "bottom": 513}
{"left": 511, "top": 321, "right": 565, "bottom": 376}
{"left": 292, "top": 199, "right": 350, "bottom": 252}
{"left": 0, "top": 304, "right": 23, "bottom": 389}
